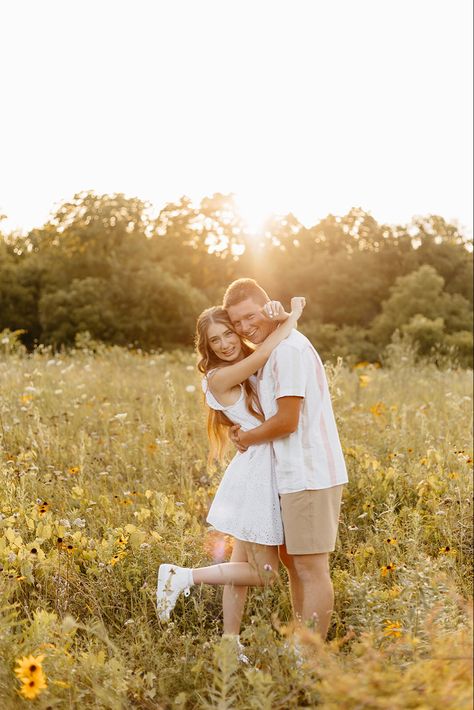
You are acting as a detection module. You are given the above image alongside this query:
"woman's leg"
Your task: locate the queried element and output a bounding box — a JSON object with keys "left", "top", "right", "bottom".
{"left": 192, "top": 543, "right": 279, "bottom": 586}
{"left": 157, "top": 543, "right": 279, "bottom": 623}
{"left": 279, "top": 544, "right": 304, "bottom": 619}
{"left": 223, "top": 539, "right": 249, "bottom": 635}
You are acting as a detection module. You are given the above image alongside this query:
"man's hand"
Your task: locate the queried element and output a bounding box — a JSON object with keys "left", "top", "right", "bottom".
{"left": 230, "top": 425, "right": 249, "bottom": 453}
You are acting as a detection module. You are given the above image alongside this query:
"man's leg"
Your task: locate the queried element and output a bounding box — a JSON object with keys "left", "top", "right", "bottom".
{"left": 279, "top": 486, "right": 344, "bottom": 638}
{"left": 291, "top": 552, "right": 334, "bottom": 638}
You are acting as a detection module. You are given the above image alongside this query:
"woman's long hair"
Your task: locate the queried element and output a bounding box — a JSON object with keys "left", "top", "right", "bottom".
{"left": 195, "top": 307, "right": 264, "bottom": 461}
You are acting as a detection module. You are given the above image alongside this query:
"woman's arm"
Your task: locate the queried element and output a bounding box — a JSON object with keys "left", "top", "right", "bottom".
{"left": 210, "top": 297, "right": 305, "bottom": 395}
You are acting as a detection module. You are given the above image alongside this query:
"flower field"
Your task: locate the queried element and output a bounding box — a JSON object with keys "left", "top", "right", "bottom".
{"left": 0, "top": 343, "right": 472, "bottom": 708}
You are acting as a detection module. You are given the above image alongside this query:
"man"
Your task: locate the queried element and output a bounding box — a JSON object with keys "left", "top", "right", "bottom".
{"left": 223, "top": 278, "right": 348, "bottom": 638}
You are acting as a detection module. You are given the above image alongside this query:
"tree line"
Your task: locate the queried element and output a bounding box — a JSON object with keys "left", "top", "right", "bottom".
{"left": 0, "top": 191, "right": 472, "bottom": 365}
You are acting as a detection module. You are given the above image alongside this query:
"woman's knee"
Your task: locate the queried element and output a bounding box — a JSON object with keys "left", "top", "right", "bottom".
{"left": 230, "top": 539, "right": 248, "bottom": 563}
{"left": 245, "top": 544, "right": 278, "bottom": 583}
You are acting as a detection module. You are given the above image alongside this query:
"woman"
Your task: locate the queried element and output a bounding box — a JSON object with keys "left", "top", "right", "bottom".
{"left": 156, "top": 297, "right": 305, "bottom": 647}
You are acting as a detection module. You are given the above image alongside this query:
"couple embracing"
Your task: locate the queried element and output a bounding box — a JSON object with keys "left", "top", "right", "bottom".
{"left": 157, "top": 278, "right": 348, "bottom": 656}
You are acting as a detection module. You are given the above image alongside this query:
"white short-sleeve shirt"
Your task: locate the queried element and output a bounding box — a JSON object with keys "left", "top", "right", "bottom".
{"left": 257, "top": 329, "right": 348, "bottom": 494}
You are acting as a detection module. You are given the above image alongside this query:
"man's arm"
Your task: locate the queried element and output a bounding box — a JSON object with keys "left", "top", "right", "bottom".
{"left": 231, "top": 397, "right": 302, "bottom": 450}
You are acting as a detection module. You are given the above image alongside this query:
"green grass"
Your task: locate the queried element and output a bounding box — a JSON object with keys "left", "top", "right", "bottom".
{"left": 0, "top": 344, "right": 472, "bottom": 708}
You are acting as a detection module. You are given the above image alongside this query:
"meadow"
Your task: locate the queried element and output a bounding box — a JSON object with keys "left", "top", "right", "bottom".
{"left": 0, "top": 337, "right": 472, "bottom": 709}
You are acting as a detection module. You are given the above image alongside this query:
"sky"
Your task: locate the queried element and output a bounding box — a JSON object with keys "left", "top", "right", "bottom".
{"left": 0, "top": 0, "right": 472, "bottom": 236}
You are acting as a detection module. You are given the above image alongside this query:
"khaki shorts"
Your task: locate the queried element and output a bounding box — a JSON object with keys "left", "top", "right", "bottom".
{"left": 280, "top": 485, "right": 345, "bottom": 555}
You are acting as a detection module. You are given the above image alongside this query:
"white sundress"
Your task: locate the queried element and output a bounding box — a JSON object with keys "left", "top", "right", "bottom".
{"left": 202, "top": 373, "right": 284, "bottom": 546}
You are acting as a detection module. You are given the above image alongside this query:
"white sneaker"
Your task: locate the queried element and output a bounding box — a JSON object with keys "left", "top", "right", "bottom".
{"left": 222, "top": 634, "right": 250, "bottom": 665}
{"left": 156, "top": 564, "right": 192, "bottom": 621}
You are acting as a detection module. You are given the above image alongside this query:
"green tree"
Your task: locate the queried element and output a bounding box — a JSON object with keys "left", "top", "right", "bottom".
{"left": 371, "top": 265, "right": 472, "bottom": 346}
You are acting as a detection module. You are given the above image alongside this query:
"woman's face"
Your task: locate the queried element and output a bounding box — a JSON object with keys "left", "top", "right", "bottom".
{"left": 206, "top": 321, "right": 242, "bottom": 362}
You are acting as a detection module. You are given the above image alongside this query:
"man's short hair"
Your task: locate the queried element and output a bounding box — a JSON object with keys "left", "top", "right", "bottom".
{"left": 223, "top": 278, "right": 270, "bottom": 308}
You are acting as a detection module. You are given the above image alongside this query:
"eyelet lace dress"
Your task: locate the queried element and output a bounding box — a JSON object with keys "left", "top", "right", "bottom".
{"left": 202, "top": 373, "right": 284, "bottom": 546}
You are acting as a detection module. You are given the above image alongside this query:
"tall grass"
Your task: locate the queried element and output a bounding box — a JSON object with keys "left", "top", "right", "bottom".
{"left": 0, "top": 341, "right": 472, "bottom": 708}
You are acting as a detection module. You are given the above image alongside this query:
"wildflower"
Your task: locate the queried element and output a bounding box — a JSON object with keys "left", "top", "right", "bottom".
{"left": 385, "top": 538, "right": 397, "bottom": 545}
{"left": 108, "top": 551, "right": 127, "bottom": 566}
{"left": 116, "top": 536, "right": 128, "bottom": 548}
{"left": 66, "top": 544, "right": 75, "bottom": 554}
{"left": 370, "top": 402, "right": 386, "bottom": 417}
{"left": 38, "top": 502, "right": 49, "bottom": 515}
{"left": 448, "top": 472, "right": 460, "bottom": 480}
{"left": 68, "top": 466, "right": 80, "bottom": 475}
{"left": 19, "top": 673, "right": 48, "bottom": 700}
{"left": 263, "top": 564, "right": 272, "bottom": 572}
{"left": 439, "top": 546, "right": 457, "bottom": 555}
{"left": 381, "top": 563, "right": 396, "bottom": 577}
{"left": 383, "top": 620, "right": 403, "bottom": 638}
{"left": 358, "top": 375, "right": 370, "bottom": 388}
{"left": 14, "top": 654, "right": 45, "bottom": 681}
{"left": 72, "top": 518, "right": 86, "bottom": 528}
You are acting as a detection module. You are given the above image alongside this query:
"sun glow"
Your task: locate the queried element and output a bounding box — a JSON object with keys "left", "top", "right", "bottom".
{"left": 234, "top": 194, "right": 276, "bottom": 237}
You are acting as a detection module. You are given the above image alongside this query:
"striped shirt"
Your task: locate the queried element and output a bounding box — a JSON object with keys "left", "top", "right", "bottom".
{"left": 256, "top": 329, "right": 348, "bottom": 494}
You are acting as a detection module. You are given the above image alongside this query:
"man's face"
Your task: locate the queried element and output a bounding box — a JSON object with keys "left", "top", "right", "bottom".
{"left": 226, "top": 297, "right": 276, "bottom": 344}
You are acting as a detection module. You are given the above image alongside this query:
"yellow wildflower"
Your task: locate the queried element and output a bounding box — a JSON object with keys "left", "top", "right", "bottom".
{"left": 19, "top": 672, "right": 48, "bottom": 700}
{"left": 14, "top": 654, "right": 45, "bottom": 681}
{"left": 358, "top": 374, "right": 370, "bottom": 388}
{"left": 68, "top": 466, "right": 80, "bottom": 475}
{"left": 370, "top": 402, "right": 386, "bottom": 417}
{"left": 383, "top": 620, "right": 403, "bottom": 638}
{"left": 381, "top": 563, "right": 396, "bottom": 577}
{"left": 116, "top": 536, "right": 129, "bottom": 548}
{"left": 385, "top": 537, "right": 397, "bottom": 545}
{"left": 439, "top": 546, "right": 457, "bottom": 556}
{"left": 109, "top": 551, "right": 127, "bottom": 566}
